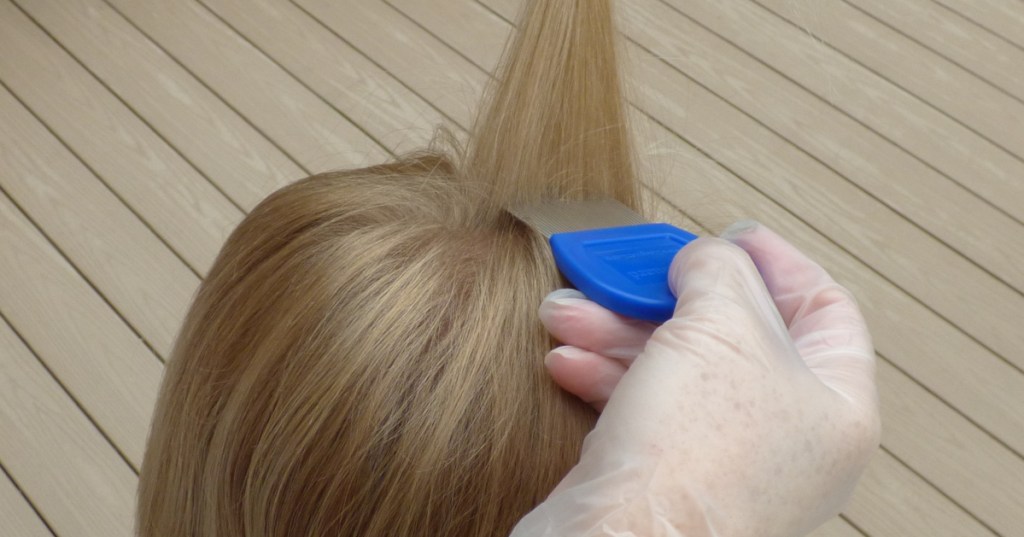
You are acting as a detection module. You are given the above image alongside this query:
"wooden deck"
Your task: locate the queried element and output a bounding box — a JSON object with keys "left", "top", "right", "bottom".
{"left": 1, "top": 0, "right": 1022, "bottom": 535}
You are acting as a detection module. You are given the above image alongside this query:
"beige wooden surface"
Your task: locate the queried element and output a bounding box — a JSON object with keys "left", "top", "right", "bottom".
{"left": 0, "top": 0, "right": 1021, "bottom": 535}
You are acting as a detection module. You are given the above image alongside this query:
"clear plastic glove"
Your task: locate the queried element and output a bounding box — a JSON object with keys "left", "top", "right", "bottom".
{"left": 511, "top": 221, "right": 881, "bottom": 537}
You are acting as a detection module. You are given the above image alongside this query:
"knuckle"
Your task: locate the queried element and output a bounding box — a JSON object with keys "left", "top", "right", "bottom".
{"left": 682, "top": 238, "right": 751, "bottom": 265}
{"left": 812, "top": 283, "right": 859, "bottom": 311}
{"left": 671, "top": 238, "right": 755, "bottom": 283}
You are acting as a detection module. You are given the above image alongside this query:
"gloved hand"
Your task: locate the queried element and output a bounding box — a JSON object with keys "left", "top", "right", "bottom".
{"left": 511, "top": 221, "right": 881, "bottom": 537}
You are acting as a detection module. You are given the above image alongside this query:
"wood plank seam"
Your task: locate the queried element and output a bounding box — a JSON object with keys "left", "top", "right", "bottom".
{"left": 622, "top": 29, "right": 1024, "bottom": 370}
{"left": 472, "top": 0, "right": 1024, "bottom": 375}
{"left": 624, "top": 33, "right": 1024, "bottom": 298}
{"left": 880, "top": 445, "right": 1000, "bottom": 535}
{"left": 748, "top": 0, "right": 1024, "bottom": 165}
{"left": 451, "top": 8, "right": 1024, "bottom": 530}
{"left": 651, "top": 0, "right": 1024, "bottom": 229}
{"left": 932, "top": 0, "right": 1024, "bottom": 52}
{"left": 22, "top": 0, "right": 460, "bottom": 263}
{"left": 0, "top": 308, "right": 140, "bottom": 475}
{"left": 382, "top": 0, "right": 492, "bottom": 75}
{"left": 313, "top": 24, "right": 1024, "bottom": 528}
{"left": 7, "top": 0, "right": 452, "bottom": 368}
{"left": 642, "top": 0, "right": 1024, "bottom": 225}
{"left": 190, "top": 0, "right": 397, "bottom": 164}
{"left": 95, "top": 0, "right": 317, "bottom": 190}
{"left": 882, "top": 350, "right": 1022, "bottom": 460}
{"left": 10, "top": 0, "right": 248, "bottom": 219}
{"left": 284, "top": 0, "right": 466, "bottom": 131}
{"left": 636, "top": 115, "right": 1024, "bottom": 458}
{"left": 637, "top": 111, "right": 1024, "bottom": 461}
{"left": 755, "top": 0, "right": 1024, "bottom": 161}
{"left": 0, "top": 88, "right": 202, "bottom": 291}
{"left": 840, "top": 0, "right": 1024, "bottom": 106}
{"left": 837, "top": 516, "right": 869, "bottom": 537}
{"left": 2, "top": 0, "right": 245, "bottom": 275}
{"left": 634, "top": 0, "right": 1024, "bottom": 362}
{"left": 0, "top": 313, "right": 140, "bottom": 535}
{"left": 629, "top": 61, "right": 1017, "bottom": 537}
{"left": 11, "top": 0, "right": 254, "bottom": 220}
{"left": 0, "top": 0, "right": 1007, "bottom": 528}
{"left": 4, "top": 1, "right": 226, "bottom": 276}
{"left": 0, "top": 167, "right": 167, "bottom": 364}
{"left": 0, "top": 462, "right": 57, "bottom": 537}
{"left": 630, "top": 0, "right": 1024, "bottom": 362}
{"left": 623, "top": 0, "right": 1024, "bottom": 291}
{"left": 466, "top": 0, "right": 1024, "bottom": 450}
{"left": 90, "top": 0, "right": 319, "bottom": 203}
{"left": 622, "top": 38, "right": 1024, "bottom": 374}
{"left": 101, "top": 0, "right": 310, "bottom": 182}
{"left": 654, "top": 0, "right": 1024, "bottom": 229}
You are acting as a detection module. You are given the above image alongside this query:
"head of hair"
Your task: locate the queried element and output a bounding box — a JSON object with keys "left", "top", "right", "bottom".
{"left": 136, "top": 1, "right": 644, "bottom": 535}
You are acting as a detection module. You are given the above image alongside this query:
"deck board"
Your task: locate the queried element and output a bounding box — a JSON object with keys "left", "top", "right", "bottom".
{"left": 199, "top": 0, "right": 451, "bottom": 154}
{"left": 0, "top": 183, "right": 160, "bottom": 469}
{"left": 622, "top": 0, "right": 1024, "bottom": 293}
{"left": 0, "top": 314, "right": 136, "bottom": 537}
{"left": 847, "top": 0, "right": 1024, "bottom": 103}
{"left": 17, "top": 0, "right": 305, "bottom": 212}
{"left": 666, "top": 0, "right": 1024, "bottom": 224}
{"left": 934, "top": 0, "right": 1024, "bottom": 50}
{"left": 1, "top": 0, "right": 1020, "bottom": 535}
{"left": 473, "top": 0, "right": 1024, "bottom": 451}
{"left": 0, "top": 468, "right": 53, "bottom": 537}
{"left": 0, "top": 0, "right": 241, "bottom": 273}
{"left": 100, "top": 0, "right": 390, "bottom": 174}
{"left": 759, "top": 0, "right": 1024, "bottom": 160}
{"left": 0, "top": 85, "right": 197, "bottom": 358}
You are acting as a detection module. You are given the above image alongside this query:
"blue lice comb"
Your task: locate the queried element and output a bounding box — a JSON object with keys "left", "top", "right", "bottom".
{"left": 510, "top": 199, "right": 698, "bottom": 323}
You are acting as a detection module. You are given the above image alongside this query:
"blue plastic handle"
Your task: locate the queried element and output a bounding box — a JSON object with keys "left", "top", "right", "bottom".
{"left": 549, "top": 223, "right": 698, "bottom": 323}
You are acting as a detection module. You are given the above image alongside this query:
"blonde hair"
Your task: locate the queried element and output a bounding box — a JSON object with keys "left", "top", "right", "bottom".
{"left": 137, "top": 0, "right": 643, "bottom": 535}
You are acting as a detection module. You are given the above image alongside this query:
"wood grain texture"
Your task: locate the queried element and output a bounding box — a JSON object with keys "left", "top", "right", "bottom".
{"left": 0, "top": 188, "right": 161, "bottom": 468}
{"left": 934, "top": 0, "right": 1024, "bottom": 49}
{"left": 379, "top": 1, "right": 1024, "bottom": 534}
{"left": 14, "top": 0, "right": 304, "bottom": 212}
{"left": 758, "top": 0, "right": 1024, "bottom": 161}
{"left": 0, "top": 469, "right": 53, "bottom": 537}
{"left": 441, "top": 0, "right": 1024, "bottom": 460}
{"left": 620, "top": 0, "right": 1024, "bottom": 293}
{"left": 628, "top": 0, "right": 1024, "bottom": 367}
{"left": 0, "top": 85, "right": 197, "bottom": 358}
{"left": 637, "top": 117, "right": 1024, "bottom": 457}
{"left": 662, "top": 0, "right": 1024, "bottom": 225}
{"left": 200, "top": 0, "right": 449, "bottom": 154}
{"left": 0, "top": 0, "right": 241, "bottom": 273}
{"left": 101, "top": 0, "right": 390, "bottom": 174}
{"left": 3, "top": 0, "right": 1022, "bottom": 534}
{"left": 295, "top": 0, "right": 487, "bottom": 128}
{"left": 648, "top": 188, "right": 1000, "bottom": 537}
{"left": 875, "top": 360, "right": 1024, "bottom": 535}
{"left": 0, "top": 318, "right": 136, "bottom": 537}
{"left": 847, "top": 0, "right": 1024, "bottom": 103}
{"left": 645, "top": 192, "right": 997, "bottom": 537}
{"left": 848, "top": 450, "right": 996, "bottom": 536}
{"left": 629, "top": 34, "right": 1024, "bottom": 367}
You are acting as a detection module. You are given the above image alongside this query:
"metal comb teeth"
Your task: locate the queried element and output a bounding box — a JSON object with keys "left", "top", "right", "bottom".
{"left": 508, "top": 199, "right": 648, "bottom": 238}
